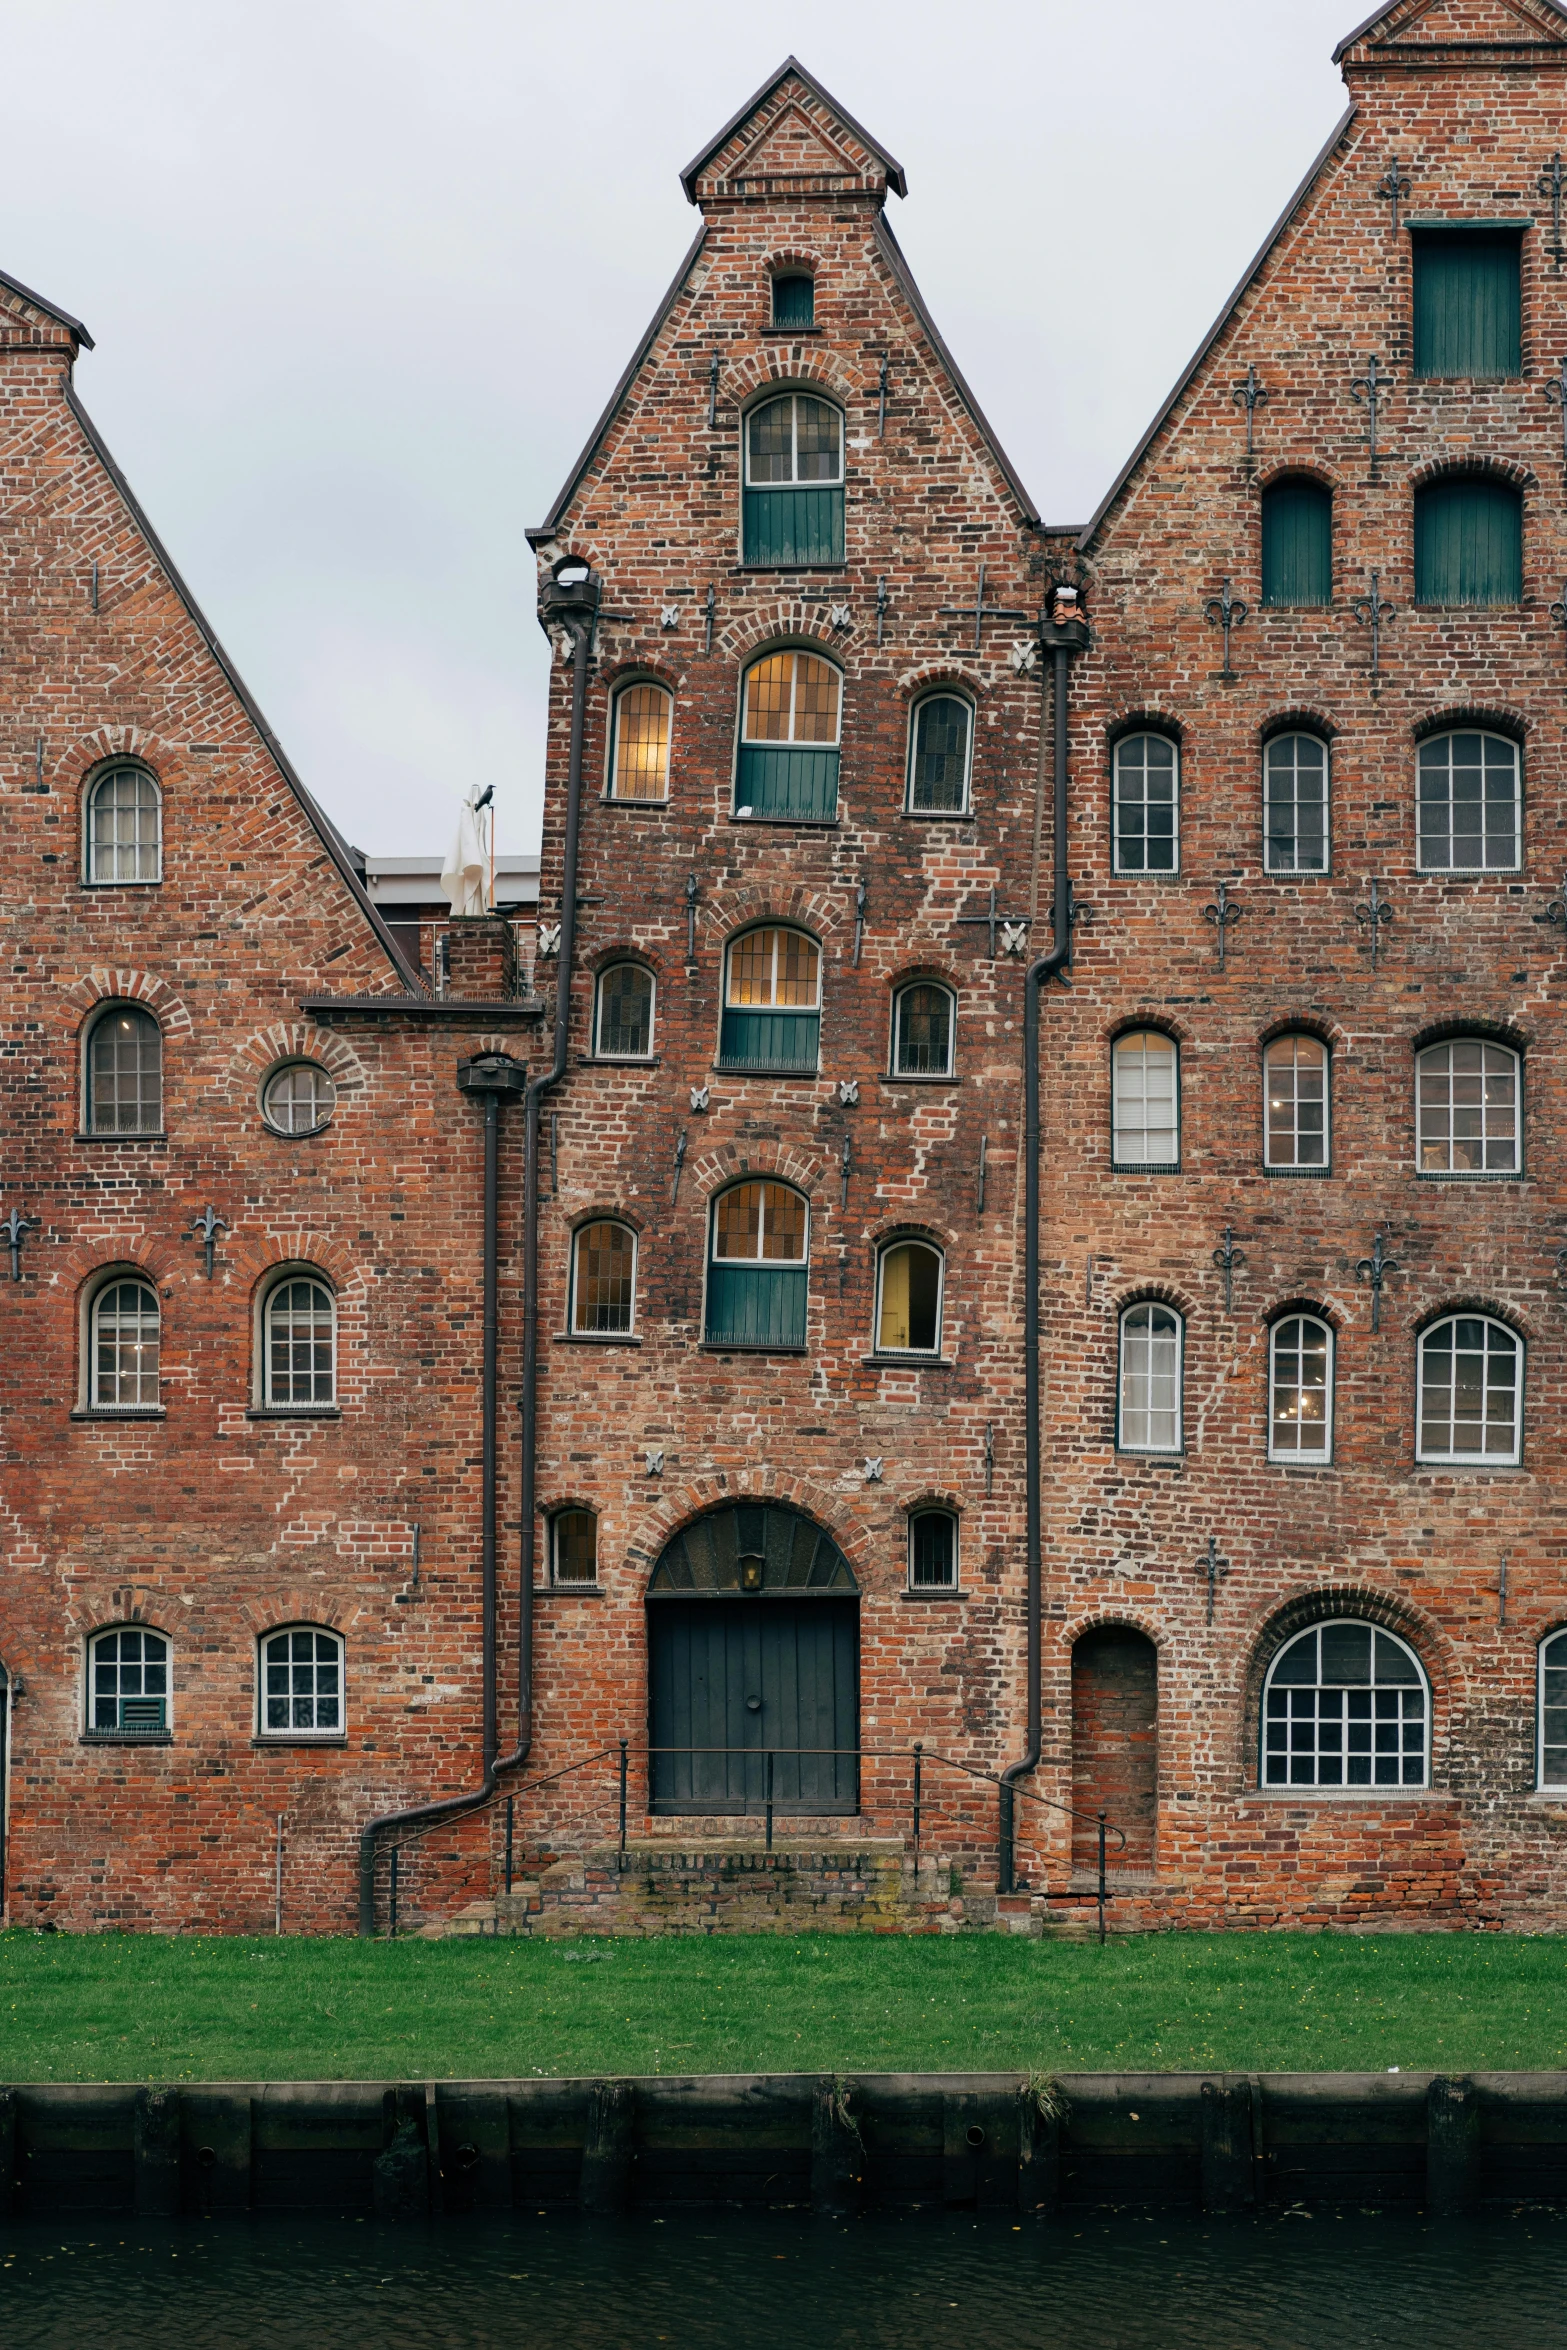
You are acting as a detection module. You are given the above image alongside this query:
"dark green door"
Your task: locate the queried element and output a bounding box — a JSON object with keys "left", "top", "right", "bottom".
{"left": 649, "top": 1600, "right": 858, "bottom": 1814}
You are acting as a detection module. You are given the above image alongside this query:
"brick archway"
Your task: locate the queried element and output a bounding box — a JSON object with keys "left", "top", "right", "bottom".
{"left": 1071, "top": 1623, "right": 1158, "bottom": 1871}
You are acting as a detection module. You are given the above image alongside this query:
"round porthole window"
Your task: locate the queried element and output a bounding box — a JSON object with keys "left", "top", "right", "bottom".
{"left": 262, "top": 1061, "right": 337, "bottom": 1135}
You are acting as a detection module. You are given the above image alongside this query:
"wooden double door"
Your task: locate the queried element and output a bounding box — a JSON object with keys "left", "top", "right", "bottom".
{"left": 648, "top": 1598, "right": 859, "bottom": 1815}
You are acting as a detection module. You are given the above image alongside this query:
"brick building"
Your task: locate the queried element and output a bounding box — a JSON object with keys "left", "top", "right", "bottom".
{"left": 9, "top": 0, "right": 1567, "bottom": 1934}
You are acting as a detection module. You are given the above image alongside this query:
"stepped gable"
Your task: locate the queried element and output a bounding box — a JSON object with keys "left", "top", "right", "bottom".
{"left": 1334, "top": 0, "right": 1567, "bottom": 62}
{"left": 679, "top": 56, "right": 907, "bottom": 206}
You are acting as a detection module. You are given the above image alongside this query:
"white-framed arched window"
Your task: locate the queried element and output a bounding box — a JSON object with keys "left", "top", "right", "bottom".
{"left": 906, "top": 692, "right": 973, "bottom": 815}
{"left": 261, "top": 1272, "right": 337, "bottom": 1408}
{"left": 1263, "top": 1034, "right": 1329, "bottom": 1171}
{"left": 88, "top": 1625, "right": 171, "bottom": 1737}
{"left": 1539, "top": 1630, "right": 1567, "bottom": 1791}
{"left": 260, "top": 1625, "right": 344, "bottom": 1739}
{"left": 1417, "top": 1314, "right": 1522, "bottom": 1465}
{"left": 875, "top": 1238, "right": 944, "bottom": 1356}
{"left": 891, "top": 981, "right": 955, "bottom": 1078}
{"left": 1111, "top": 1030, "right": 1179, "bottom": 1170}
{"left": 85, "top": 764, "right": 162, "bottom": 885}
{"left": 1118, "top": 1302, "right": 1182, "bottom": 1453}
{"left": 908, "top": 1507, "right": 959, "bottom": 1591}
{"left": 608, "top": 681, "right": 672, "bottom": 802}
{"left": 1112, "top": 732, "right": 1179, "bottom": 874}
{"left": 1416, "top": 728, "right": 1521, "bottom": 871}
{"left": 706, "top": 1180, "right": 808, "bottom": 1349}
{"left": 719, "top": 925, "right": 821, "bottom": 1073}
{"left": 594, "top": 963, "right": 655, "bottom": 1060}
{"left": 736, "top": 649, "right": 842, "bottom": 821}
{"left": 88, "top": 1274, "right": 161, "bottom": 1410}
{"left": 84, "top": 1004, "right": 163, "bottom": 1135}
{"left": 1268, "top": 1314, "right": 1333, "bottom": 1462}
{"left": 1262, "top": 1619, "right": 1428, "bottom": 1790}
{"left": 1416, "top": 1038, "right": 1520, "bottom": 1175}
{"left": 742, "top": 391, "right": 844, "bottom": 567}
{"left": 571, "top": 1219, "right": 637, "bottom": 1337}
{"left": 1264, "top": 731, "right": 1329, "bottom": 873}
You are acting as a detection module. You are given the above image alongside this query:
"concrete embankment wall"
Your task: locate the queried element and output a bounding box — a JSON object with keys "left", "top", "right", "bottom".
{"left": 2, "top": 2071, "right": 1564, "bottom": 2219}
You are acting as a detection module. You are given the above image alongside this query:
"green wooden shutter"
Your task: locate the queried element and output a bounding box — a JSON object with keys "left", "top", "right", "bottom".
{"left": 1413, "top": 233, "right": 1521, "bottom": 378}
{"left": 1261, "top": 482, "right": 1332, "bottom": 605}
{"left": 1414, "top": 478, "right": 1522, "bottom": 605}
{"left": 772, "top": 274, "right": 815, "bottom": 327}
{"left": 717, "top": 1008, "right": 820, "bottom": 1071}
{"left": 735, "top": 744, "right": 839, "bottom": 819}
{"left": 704, "top": 1264, "right": 808, "bottom": 1346}
{"left": 742, "top": 486, "right": 845, "bottom": 566}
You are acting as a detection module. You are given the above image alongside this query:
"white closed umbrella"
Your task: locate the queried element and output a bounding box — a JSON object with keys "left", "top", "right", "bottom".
{"left": 441, "top": 786, "right": 490, "bottom": 916}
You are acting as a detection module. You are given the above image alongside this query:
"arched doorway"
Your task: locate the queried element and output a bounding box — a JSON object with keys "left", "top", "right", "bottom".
{"left": 1072, "top": 1626, "right": 1157, "bottom": 1869}
{"left": 0, "top": 1660, "right": 9, "bottom": 1915}
{"left": 647, "top": 1503, "right": 859, "bottom": 1816}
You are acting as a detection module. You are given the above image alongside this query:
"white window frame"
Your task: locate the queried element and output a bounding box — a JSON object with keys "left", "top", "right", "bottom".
{"left": 905, "top": 692, "right": 974, "bottom": 816}
{"left": 259, "top": 1271, "right": 338, "bottom": 1410}
{"left": 873, "top": 1237, "right": 946, "bottom": 1358}
{"left": 261, "top": 1060, "right": 337, "bottom": 1137}
{"left": 907, "top": 1507, "right": 959, "bottom": 1591}
{"left": 742, "top": 391, "right": 845, "bottom": 489}
{"left": 84, "top": 764, "right": 162, "bottom": 886}
{"left": 1111, "top": 1031, "right": 1180, "bottom": 1170}
{"left": 1416, "top": 728, "right": 1522, "bottom": 873}
{"left": 1262, "top": 731, "right": 1330, "bottom": 875}
{"left": 594, "top": 963, "right": 656, "bottom": 1061}
{"left": 1112, "top": 732, "right": 1180, "bottom": 876}
{"left": 1260, "top": 1619, "right": 1429, "bottom": 1792}
{"left": 1415, "top": 1313, "right": 1522, "bottom": 1466}
{"left": 1267, "top": 1314, "right": 1334, "bottom": 1464}
{"left": 258, "top": 1624, "right": 345, "bottom": 1741}
{"left": 890, "top": 980, "right": 956, "bottom": 1078}
{"left": 723, "top": 926, "right": 822, "bottom": 1011}
{"left": 1538, "top": 1631, "right": 1567, "bottom": 1793}
{"left": 86, "top": 1625, "right": 171, "bottom": 1737}
{"left": 83, "top": 1002, "right": 163, "bottom": 1136}
{"left": 1415, "top": 1038, "right": 1521, "bottom": 1177}
{"left": 570, "top": 1219, "right": 638, "bottom": 1338}
{"left": 86, "top": 1273, "right": 161, "bottom": 1411}
{"left": 607, "top": 680, "right": 673, "bottom": 803}
{"left": 709, "top": 1180, "right": 810, "bottom": 1267}
{"left": 1263, "top": 1034, "right": 1331, "bottom": 1172}
{"left": 738, "top": 652, "right": 843, "bottom": 750}
{"left": 1117, "top": 1302, "right": 1184, "bottom": 1455}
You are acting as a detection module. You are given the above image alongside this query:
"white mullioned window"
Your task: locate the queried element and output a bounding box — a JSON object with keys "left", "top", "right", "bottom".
{"left": 262, "top": 1062, "right": 337, "bottom": 1135}
{"left": 262, "top": 1275, "right": 337, "bottom": 1407}
{"left": 1417, "top": 1314, "right": 1521, "bottom": 1464}
{"left": 609, "top": 682, "right": 672, "bottom": 802}
{"left": 89, "top": 1276, "right": 161, "bottom": 1409}
{"left": 1538, "top": 1631, "right": 1567, "bottom": 1791}
{"left": 261, "top": 1627, "right": 344, "bottom": 1737}
{"left": 1264, "top": 1035, "right": 1329, "bottom": 1170}
{"left": 744, "top": 393, "right": 844, "bottom": 489}
{"left": 86, "top": 766, "right": 162, "bottom": 884}
{"left": 1112, "top": 733, "right": 1179, "bottom": 873}
{"left": 1417, "top": 729, "right": 1520, "bottom": 872}
{"left": 1268, "top": 1315, "right": 1333, "bottom": 1462}
{"left": 1111, "top": 1032, "right": 1179, "bottom": 1168}
{"left": 891, "top": 982, "right": 955, "bottom": 1077}
{"left": 595, "top": 964, "right": 655, "bottom": 1059}
{"left": 1416, "top": 1040, "right": 1520, "bottom": 1175}
{"left": 86, "top": 1005, "right": 163, "bottom": 1135}
{"left": 1263, "top": 733, "right": 1329, "bottom": 874}
{"left": 906, "top": 694, "right": 973, "bottom": 814}
{"left": 89, "top": 1626, "right": 171, "bottom": 1736}
{"left": 571, "top": 1220, "right": 637, "bottom": 1336}
{"left": 1262, "top": 1620, "right": 1428, "bottom": 1790}
{"left": 1118, "top": 1302, "right": 1182, "bottom": 1453}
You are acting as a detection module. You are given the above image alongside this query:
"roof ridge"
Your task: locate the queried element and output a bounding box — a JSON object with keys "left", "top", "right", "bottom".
{"left": 0, "top": 264, "right": 92, "bottom": 348}
{"left": 679, "top": 56, "right": 906, "bottom": 203}
{"left": 1333, "top": 0, "right": 1567, "bottom": 62}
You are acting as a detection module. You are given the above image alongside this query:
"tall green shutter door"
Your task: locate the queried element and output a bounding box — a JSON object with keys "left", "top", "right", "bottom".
{"left": 649, "top": 1599, "right": 859, "bottom": 1814}
{"left": 1413, "top": 233, "right": 1521, "bottom": 377}
{"left": 1261, "top": 482, "right": 1332, "bottom": 605}
{"left": 1414, "top": 478, "right": 1522, "bottom": 605}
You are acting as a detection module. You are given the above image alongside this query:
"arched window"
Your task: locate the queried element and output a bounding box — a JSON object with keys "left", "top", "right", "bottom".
{"left": 1269, "top": 1315, "right": 1333, "bottom": 1462}
{"left": 736, "top": 650, "right": 841, "bottom": 820}
{"left": 1261, "top": 480, "right": 1332, "bottom": 607}
{"left": 719, "top": 926, "right": 821, "bottom": 1073}
{"left": 86, "top": 1006, "right": 162, "bottom": 1135}
{"left": 262, "top": 1062, "right": 336, "bottom": 1135}
{"left": 1417, "top": 1315, "right": 1521, "bottom": 1464}
{"left": 906, "top": 694, "right": 972, "bottom": 814}
{"left": 571, "top": 1220, "right": 636, "bottom": 1336}
{"left": 595, "top": 964, "right": 655, "bottom": 1059}
{"left": 742, "top": 392, "right": 844, "bottom": 566}
{"left": 1118, "top": 1303, "right": 1182, "bottom": 1453}
{"left": 1416, "top": 1039, "right": 1520, "bottom": 1174}
{"left": 891, "top": 981, "right": 954, "bottom": 1077}
{"left": 908, "top": 1508, "right": 958, "bottom": 1590}
{"left": 262, "top": 1275, "right": 337, "bottom": 1408}
{"left": 1263, "top": 1034, "right": 1329, "bottom": 1170}
{"left": 1416, "top": 729, "right": 1520, "bottom": 871}
{"left": 1262, "top": 1620, "right": 1428, "bottom": 1789}
{"left": 1413, "top": 229, "right": 1521, "bottom": 379}
{"left": 85, "top": 766, "right": 161, "bottom": 884}
{"left": 1111, "top": 1031, "right": 1179, "bottom": 1170}
{"left": 1414, "top": 477, "right": 1522, "bottom": 607}
{"left": 706, "top": 1180, "right": 808, "bottom": 1348}
{"left": 875, "top": 1239, "right": 944, "bottom": 1356}
{"left": 89, "top": 1276, "right": 160, "bottom": 1410}
{"left": 1538, "top": 1631, "right": 1567, "bottom": 1791}
{"left": 771, "top": 272, "right": 815, "bottom": 328}
{"left": 1112, "top": 733, "right": 1179, "bottom": 874}
{"left": 552, "top": 1508, "right": 598, "bottom": 1586}
{"left": 1263, "top": 732, "right": 1329, "bottom": 872}
{"left": 89, "top": 1626, "right": 170, "bottom": 1737}
{"left": 260, "top": 1626, "right": 344, "bottom": 1738}
{"left": 609, "top": 682, "right": 672, "bottom": 802}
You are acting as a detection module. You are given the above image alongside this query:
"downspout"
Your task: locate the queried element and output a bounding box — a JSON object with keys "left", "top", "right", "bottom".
{"left": 355, "top": 561, "right": 599, "bottom": 1935}
{"left": 998, "top": 592, "right": 1089, "bottom": 1897}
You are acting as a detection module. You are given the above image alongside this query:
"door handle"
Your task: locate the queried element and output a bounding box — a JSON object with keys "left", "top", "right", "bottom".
{"left": 746, "top": 1694, "right": 762, "bottom": 1712}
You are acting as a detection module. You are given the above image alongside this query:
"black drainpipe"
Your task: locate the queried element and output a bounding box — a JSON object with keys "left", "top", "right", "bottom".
{"left": 998, "top": 597, "right": 1089, "bottom": 1897}
{"left": 355, "top": 560, "right": 600, "bottom": 1936}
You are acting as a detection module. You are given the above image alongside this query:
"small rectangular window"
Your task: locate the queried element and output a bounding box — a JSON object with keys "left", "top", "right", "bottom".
{"left": 908, "top": 1511, "right": 957, "bottom": 1589}
{"left": 1412, "top": 230, "right": 1521, "bottom": 378}
{"left": 772, "top": 274, "right": 815, "bottom": 327}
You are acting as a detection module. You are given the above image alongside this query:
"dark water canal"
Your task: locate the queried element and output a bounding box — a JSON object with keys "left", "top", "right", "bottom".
{"left": 4, "top": 2206, "right": 1565, "bottom": 2347}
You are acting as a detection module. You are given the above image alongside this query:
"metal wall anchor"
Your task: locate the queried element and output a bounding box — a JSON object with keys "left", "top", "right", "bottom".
{"left": 1350, "top": 356, "right": 1394, "bottom": 481}
{"left": 1539, "top": 151, "right": 1565, "bottom": 271}
{"left": 704, "top": 584, "right": 716, "bottom": 654}
{"left": 671, "top": 1130, "right": 688, "bottom": 1205}
{"left": 1211, "top": 1225, "right": 1248, "bottom": 1315}
{"left": 983, "top": 1421, "right": 994, "bottom": 1497}
{"left": 1355, "top": 1229, "right": 1401, "bottom": 1332}
{"left": 1351, "top": 569, "right": 1396, "bottom": 693}
{"left": 875, "top": 575, "right": 888, "bottom": 648}
{"left": 852, "top": 877, "right": 867, "bottom": 968}
{"left": 1203, "top": 578, "right": 1249, "bottom": 680}
{"left": 1532, "top": 872, "right": 1567, "bottom": 932}
{"left": 1197, "top": 1533, "right": 1229, "bottom": 1626}
{"left": 939, "top": 561, "right": 1030, "bottom": 656}
{"left": 1201, "top": 882, "right": 1244, "bottom": 969}
{"left": 839, "top": 1134, "right": 852, "bottom": 1211}
{"left": 1354, "top": 877, "right": 1393, "bottom": 968}
{"left": 1232, "top": 362, "right": 1268, "bottom": 470}
{"left": 1377, "top": 155, "right": 1411, "bottom": 234}
{"left": 3, "top": 1207, "right": 40, "bottom": 1281}
{"left": 188, "top": 1206, "right": 229, "bottom": 1279}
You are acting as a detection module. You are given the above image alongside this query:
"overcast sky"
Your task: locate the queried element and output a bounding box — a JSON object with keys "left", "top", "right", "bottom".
{"left": 4, "top": 0, "right": 1358, "bottom": 858}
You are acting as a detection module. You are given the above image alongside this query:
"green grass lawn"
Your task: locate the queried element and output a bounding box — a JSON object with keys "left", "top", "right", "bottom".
{"left": 4, "top": 1930, "right": 1567, "bottom": 2083}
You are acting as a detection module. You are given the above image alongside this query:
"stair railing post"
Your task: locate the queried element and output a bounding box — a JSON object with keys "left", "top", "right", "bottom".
{"left": 912, "top": 1742, "right": 923, "bottom": 1857}
{"left": 618, "top": 1739, "right": 628, "bottom": 1867}
{"left": 765, "top": 1750, "right": 774, "bottom": 1854}
{"left": 504, "top": 1796, "right": 514, "bottom": 1897}
{"left": 1097, "top": 1813, "right": 1107, "bottom": 1948}
{"left": 389, "top": 1846, "right": 399, "bottom": 1941}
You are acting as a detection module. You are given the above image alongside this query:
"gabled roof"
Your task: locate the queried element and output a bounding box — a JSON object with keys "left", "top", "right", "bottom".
{"left": 679, "top": 56, "right": 906, "bottom": 203}
{"left": 1334, "top": 0, "right": 1567, "bottom": 58}
{"left": 0, "top": 264, "right": 92, "bottom": 348}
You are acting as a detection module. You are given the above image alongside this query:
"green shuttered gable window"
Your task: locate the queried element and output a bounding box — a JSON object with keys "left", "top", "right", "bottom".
{"left": 1414, "top": 477, "right": 1522, "bottom": 606}
{"left": 736, "top": 650, "right": 841, "bottom": 820}
{"left": 1261, "top": 480, "right": 1331, "bottom": 606}
{"left": 743, "top": 393, "right": 844, "bottom": 565}
{"left": 718, "top": 926, "right": 821, "bottom": 1072}
{"left": 1413, "top": 231, "right": 1521, "bottom": 379}
{"left": 706, "top": 1180, "right": 808, "bottom": 1348}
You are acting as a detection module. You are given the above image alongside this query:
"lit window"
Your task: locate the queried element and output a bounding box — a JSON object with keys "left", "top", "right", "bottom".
{"left": 1113, "top": 734, "right": 1179, "bottom": 874}
{"left": 1111, "top": 1032, "right": 1179, "bottom": 1169}
{"left": 1416, "top": 1040, "right": 1519, "bottom": 1174}
{"left": 1417, "top": 730, "right": 1520, "bottom": 871}
{"left": 552, "top": 1509, "right": 598, "bottom": 1586}
{"left": 706, "top": 1181, "right": 808, "bottom": 1348}
{"left": 720, "top": 927, "right": 821, "bottom": 1072}
{"left": 610, "top": 684, "right": 672, "bottom": 802}
{"left": 89, "top": 1626, "right": 170, "bottom": 1736}
{"left": 892, "top": 982, "right": 954, "bottom": 1076}
{"left": 595, "top": 964, "right": 655, "bottom": 1059}
{"left": 261, "top": 1627, "right": 343, "bottom": 1737}
{"left": 1262, "top": 1621, "right": 1427, "bottom": 1789}
{"left": 262, "top": 1062, "right": 336, "bottom": 1135}
{"left": 907, "top": 695, "right": 972, "bottom": 814}
{"left": 1538, "top": 1631, "right": 1567, "bottom": 1791}
{"left": 86, "top": 1006, "right": 162, "bottom": 1135}
{"left": 1269, "top": 1315, "right": 1333, "bottom": 1462}
{"left": 85, "top": 767, "right": 161, "bottom": 884}
{"left": 89, "top": 1277, "right": 160, "bottom": 1409}
{"left": 1118, "top": 1303, "right": 1182, "bottom": 1453}
{"left": 1264, "top": 733, "right": 1328, "bottom": 873}
{"left": 572, "top": 1220, "right": 636, "bottom": 1336}
{"left": 876, "top": 1240, "right": 943, "bottom": 1355}
{"left": 263, "top": 1276, "right": 336, "bottom": 1407}
{"left": 737, "top": 652, "right": 842, "bottom": 820}
{"left": 1264, "top": 1035, "right": 1329, "bottom": 1170}
{"left": 908, "top": 1509, "right": 958, "bottom": 1590}
{"left": 1417, "top": 1315, "right": 1521, "bottom": 1465}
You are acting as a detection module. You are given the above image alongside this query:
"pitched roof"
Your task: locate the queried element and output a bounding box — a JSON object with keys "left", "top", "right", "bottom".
{"left": 678, "top": 57, "right": 906, "bottom": 203}
{"left": 1333, "top": 0, "right": 1567, "bottom": 59}
{"left": 0, "top": 264, "right": 93, "bottom": 348}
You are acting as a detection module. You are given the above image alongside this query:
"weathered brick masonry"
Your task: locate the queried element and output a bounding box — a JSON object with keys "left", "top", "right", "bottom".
{"left": 9, "top": 0, "right": 1567, "bottom": 1934}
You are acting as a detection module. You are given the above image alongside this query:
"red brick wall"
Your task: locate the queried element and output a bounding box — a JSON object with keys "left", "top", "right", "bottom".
{"left": 1071, "top": 1629, "right": 1158, "bottom": 1871}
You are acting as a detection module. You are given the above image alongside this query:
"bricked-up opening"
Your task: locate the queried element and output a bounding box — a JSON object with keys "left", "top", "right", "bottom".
{"left": 1072, "top": 1627, "right": 1157, "bottom": 1870}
